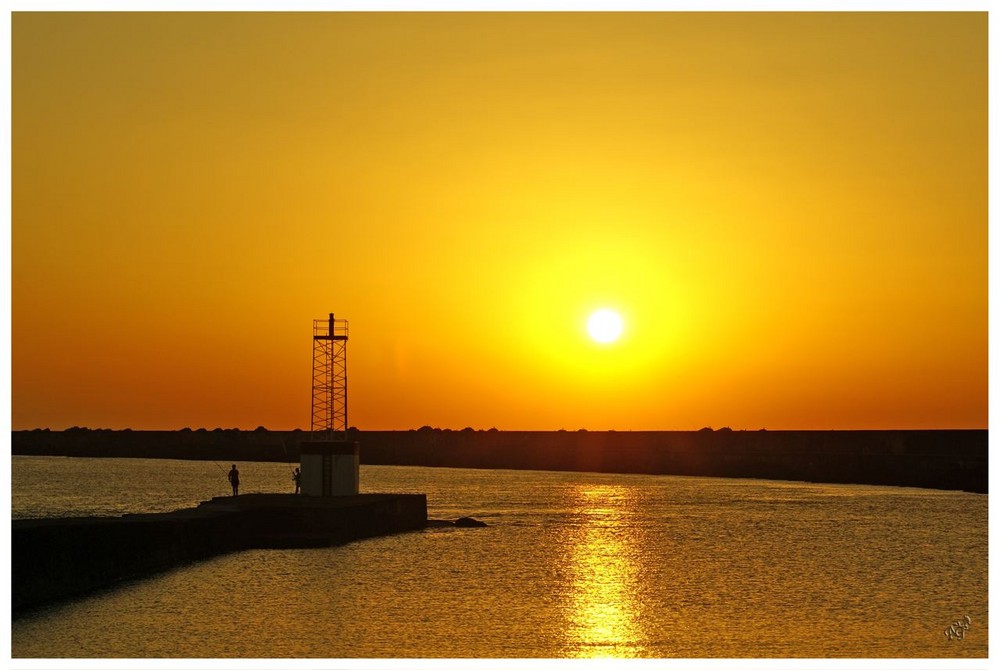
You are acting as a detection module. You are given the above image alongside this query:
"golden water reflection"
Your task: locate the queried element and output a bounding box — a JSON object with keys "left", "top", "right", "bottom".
{"left": 564, "top": 484, "right": 649, "bottom": 657}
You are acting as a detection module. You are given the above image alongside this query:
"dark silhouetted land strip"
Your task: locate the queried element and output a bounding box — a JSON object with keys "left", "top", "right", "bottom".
{"left": 12, "top": 428, "right": 987, "bottom": 493}
{"left": 12, "top": 493, "right": 427, "bottom": 618}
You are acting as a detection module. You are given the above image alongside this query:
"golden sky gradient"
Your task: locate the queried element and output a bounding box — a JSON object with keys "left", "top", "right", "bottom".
{"left": 12, "top": 12, "right": 987, "bottom": 431}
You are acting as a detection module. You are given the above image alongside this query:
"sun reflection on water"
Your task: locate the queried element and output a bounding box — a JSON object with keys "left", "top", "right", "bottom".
{"left": 564, "top": 484, "right": 648, "bottom": 658}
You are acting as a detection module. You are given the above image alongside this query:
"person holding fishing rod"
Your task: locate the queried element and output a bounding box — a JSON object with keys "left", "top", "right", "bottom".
{"left": 227, "top": 464, "right": 240, "bottom": 496}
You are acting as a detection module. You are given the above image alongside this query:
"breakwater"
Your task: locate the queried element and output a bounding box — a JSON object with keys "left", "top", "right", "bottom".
{"left": 12, "top": 428, "right": 987, "bottom": 493}
{"left": 12, "top": 493, "right": 427, "bottom": 618}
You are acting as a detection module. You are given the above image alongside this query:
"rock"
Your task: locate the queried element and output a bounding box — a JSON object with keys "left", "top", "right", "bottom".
{"left": 425, "top": 519, "right": 455, "bottom": 528}
{"left": 454, "top": 516, "right": 487, "bottom": 527}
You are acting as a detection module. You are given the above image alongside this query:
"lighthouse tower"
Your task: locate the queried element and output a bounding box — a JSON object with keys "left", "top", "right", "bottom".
{"left": 300, "top": 313, "right": 359, "bottom": 496}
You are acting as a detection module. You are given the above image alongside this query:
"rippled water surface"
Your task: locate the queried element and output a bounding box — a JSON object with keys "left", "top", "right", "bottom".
{"left": 10, "top": 455, "right": 988, "bottom": 658}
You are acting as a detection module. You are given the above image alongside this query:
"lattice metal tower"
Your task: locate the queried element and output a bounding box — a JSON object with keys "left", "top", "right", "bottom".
{"left": 311, "top": 313, "right": 349, "bottom": 441}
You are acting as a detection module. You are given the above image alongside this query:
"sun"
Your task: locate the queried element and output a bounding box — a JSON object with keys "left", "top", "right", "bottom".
{"left": 587, "top": 308, "right": 624, "bottom": 344}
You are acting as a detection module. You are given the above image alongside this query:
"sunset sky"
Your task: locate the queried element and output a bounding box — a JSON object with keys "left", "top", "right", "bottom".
{"left": 12, "top": 12, "right": 987, "bottom": 431}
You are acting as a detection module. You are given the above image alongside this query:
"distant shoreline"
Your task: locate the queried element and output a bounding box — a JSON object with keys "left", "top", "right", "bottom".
{"left": 11, "top": 428, "right": 987, "bottom": 494}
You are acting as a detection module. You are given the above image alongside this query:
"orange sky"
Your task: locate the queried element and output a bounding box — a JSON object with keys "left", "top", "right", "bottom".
{"left": 11, "top": 12, "right": 987, "bottom": 431}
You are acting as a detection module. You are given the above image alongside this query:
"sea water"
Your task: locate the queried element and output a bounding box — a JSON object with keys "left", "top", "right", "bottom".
{"left": 9, "top": 455, "right": 987, "bottom": 658}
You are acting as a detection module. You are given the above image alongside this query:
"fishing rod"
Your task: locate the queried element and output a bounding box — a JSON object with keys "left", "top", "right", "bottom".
{"left": 208, "top": 459, "right": 233, "bottom": 495}
{"left": 278, "top": 437, "right": 292, "bottom": 472}
{"left": 278, "top": 436, "right": 297, "bottom": 476}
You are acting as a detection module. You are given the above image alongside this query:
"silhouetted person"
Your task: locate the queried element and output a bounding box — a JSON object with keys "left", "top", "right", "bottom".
{"left": 228, "top": 464, "right": 240, "bottom": 496}
{"left": 292, "top": 467, "right": 301, "bottom": 494}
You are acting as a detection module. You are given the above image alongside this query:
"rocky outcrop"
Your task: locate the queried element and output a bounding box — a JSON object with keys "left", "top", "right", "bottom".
{"left": 426, "top": 517, "right": 488, "bottom": 528}
{"left": 12, "top": 429, "right": 989, "bottom": 493}
{"left": 454, "top": 516, "right": 487, "bottom": 527}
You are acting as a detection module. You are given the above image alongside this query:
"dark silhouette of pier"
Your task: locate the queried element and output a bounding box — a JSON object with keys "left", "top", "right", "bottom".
{"left": 12, "top": 493, "right": 427, "bottom": 618}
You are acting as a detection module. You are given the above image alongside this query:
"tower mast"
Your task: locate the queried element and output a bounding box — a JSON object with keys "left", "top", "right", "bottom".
{"left": 302, "top": 312, "right": 358, "bottom": 496}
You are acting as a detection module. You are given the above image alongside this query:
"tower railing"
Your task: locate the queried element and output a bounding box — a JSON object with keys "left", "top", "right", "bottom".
{"left": 313, "top": 318, "right": 349, "bottom": 340}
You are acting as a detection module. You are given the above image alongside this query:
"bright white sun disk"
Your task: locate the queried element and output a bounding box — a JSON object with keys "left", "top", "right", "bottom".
{"left": 587, "top": 309, "right": 624, "bottom": 343}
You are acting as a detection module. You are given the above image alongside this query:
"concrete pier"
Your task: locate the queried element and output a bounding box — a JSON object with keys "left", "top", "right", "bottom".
{"left": 12, "top": 493, "right": 427, "bottom": 618}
